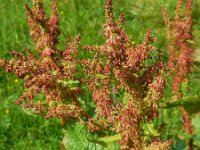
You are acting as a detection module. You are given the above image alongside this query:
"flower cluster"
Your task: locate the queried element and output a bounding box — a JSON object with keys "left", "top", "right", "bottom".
{"left": 82, "top": 0, "right": 167, "bottom": 149}
{"left": 162, "top": 1, "right": 194, "bottom": 149}
{"left": 0, "top": 0, "right": 84, "bottom": 121}
{"left": 163, "top": 0, "right": 194, "bottom": 97}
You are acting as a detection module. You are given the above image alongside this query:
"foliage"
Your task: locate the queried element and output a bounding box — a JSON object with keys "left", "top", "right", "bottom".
{"left": 161, "top": 95, "right": 200, "bottom": 114}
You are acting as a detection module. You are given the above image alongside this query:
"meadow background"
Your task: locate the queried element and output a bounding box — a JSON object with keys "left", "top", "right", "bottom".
{"left": 0, "top": 0, "right": 200, "bottom": 149}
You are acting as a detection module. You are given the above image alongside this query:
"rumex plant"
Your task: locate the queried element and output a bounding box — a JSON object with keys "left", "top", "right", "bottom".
{"left": 81, "top": 0, "right": 170, "bottom": 149}
{"left": 0, "top": 0, "right": 171, "bottom": 149}
{"left": 162, "top": 0, "right": 194, "bottom": 149}
{"left": 163, "top": 0, "right": 194, "bottom": 97}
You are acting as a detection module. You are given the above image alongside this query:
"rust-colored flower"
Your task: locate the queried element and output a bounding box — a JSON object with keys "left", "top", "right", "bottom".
{"left": 82, "top": 0, "right": 167, "bottom": 149}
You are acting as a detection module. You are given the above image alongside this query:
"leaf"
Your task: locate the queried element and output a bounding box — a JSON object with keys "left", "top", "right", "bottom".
{"left": 95, "top": 74, "right": 107, "bottom": 79}
{"left": 97, "top": 134, "right": 121, "bottom": 144}
{"left": 191, "top": 115, "right": 200, "bottom": 148}
{"left": 186, "top": 39, "right": 195, "bottom": 44}
{"left": 63, "top": 123, "right": 120, "bottom": 150}
{"left": 192, "top": 115, "right": 200, "bottom": 134}
{"left": 51, "top": 70, "right": 58, "bottom": 76}
{"left": 64, "top": 80, "right": 80, "bottom": 85}
{"left": 58, "top": 79, "right": 80, "bottom": 88}
{"left": 64, "top": 124, "right": 105, "bottom": 150}
{"left": 161, "top": 95, "right": 200, "bottom": 114}
{"left": 22, "top": 108, "right": 37, "bottom": 117}
{"left": 180, "top": 80, "right": 188, "bottom": 96}
{"left": 142, "top": 123, "right": 160, "bottom": 136}
{"left": 64, "top": 124, "right": 89, "bottom": 150}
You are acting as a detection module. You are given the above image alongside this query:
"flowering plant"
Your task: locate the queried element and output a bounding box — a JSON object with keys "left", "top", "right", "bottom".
{"left": 0, "top": 0, "right": 171, "bottom": 149}
{"left": 81, "top": 0, "right": 168, "bottom": 149}
{"left": 163, "top": 0, "right": 194, "bottom": 97}
{"left": 162, "top": 0, "right": 194, "bottom": 149}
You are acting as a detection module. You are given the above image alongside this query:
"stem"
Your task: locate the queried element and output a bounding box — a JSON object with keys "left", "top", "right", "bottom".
{"left": 60, "top": 118, "right": 67, "bottom": 150}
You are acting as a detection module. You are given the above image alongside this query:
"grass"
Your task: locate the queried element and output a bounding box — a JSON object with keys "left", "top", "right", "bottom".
{"left": 0, "top": 0, "right": 200, "bottom": 149}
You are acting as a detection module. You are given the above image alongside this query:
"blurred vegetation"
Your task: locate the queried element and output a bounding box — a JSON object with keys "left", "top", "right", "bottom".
{"left": 0, "top": 0, "right": 200, "bottom": 149}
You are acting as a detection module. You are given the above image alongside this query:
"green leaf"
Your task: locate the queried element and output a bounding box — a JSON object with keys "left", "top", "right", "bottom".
{"left": 142, "top": 123, "right": 160, "bottom": 136}
{"left": 97, "top": 134, "right": 121, "bottom": 144}
{"left": 180, "top": 80, "right": 188, "bottom": 96}
{"left": 64, "top": 80, "right": 80, "bottom": 85}
{"left": 64, "top": 124, "right": 105, "bottom": 150}
{"left": 22, "top": 108, "right": 37, "bottom": 117}
{"left": 95, "top": 74, "right": 107, "bottom": 79}
{"left": 63, "top": 123, "right": 120, "bottom": 150}
{"left": 186, "top": 39, "right": 195, "bottom": 44}
{"left": 161, "top": 95, "right": 200, "bottom": 114}
{"left": 192, "top": 115, "right": 200, "bottom": 134}
{"left": 51, "top": 70, "right": 58, "bottom": 76}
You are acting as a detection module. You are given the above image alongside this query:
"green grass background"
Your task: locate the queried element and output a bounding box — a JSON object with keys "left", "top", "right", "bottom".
{"left": 0, "top": 0, "right": 200, "bottom": 149}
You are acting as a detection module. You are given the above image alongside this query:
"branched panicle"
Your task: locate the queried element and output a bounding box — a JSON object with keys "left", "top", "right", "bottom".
{"left": 163, "top": 0, "right": 194, "bottom": 97}
{"left": 105, "top": 0, "right": 113, "bottom": 20}
{"left": 0, "top": 0, "right": 87, "bottom": 122}
{"left": 47, "top": 0, "right": 60, "bottom": 36}
{"left": 163, "top": 1, "right": 194, "bottom": 149}
{"left": 24, "top": 0, "right": 60, "bottom": 58}
{"left": 82, "top": 0, "right": 167, "bottom": 149}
